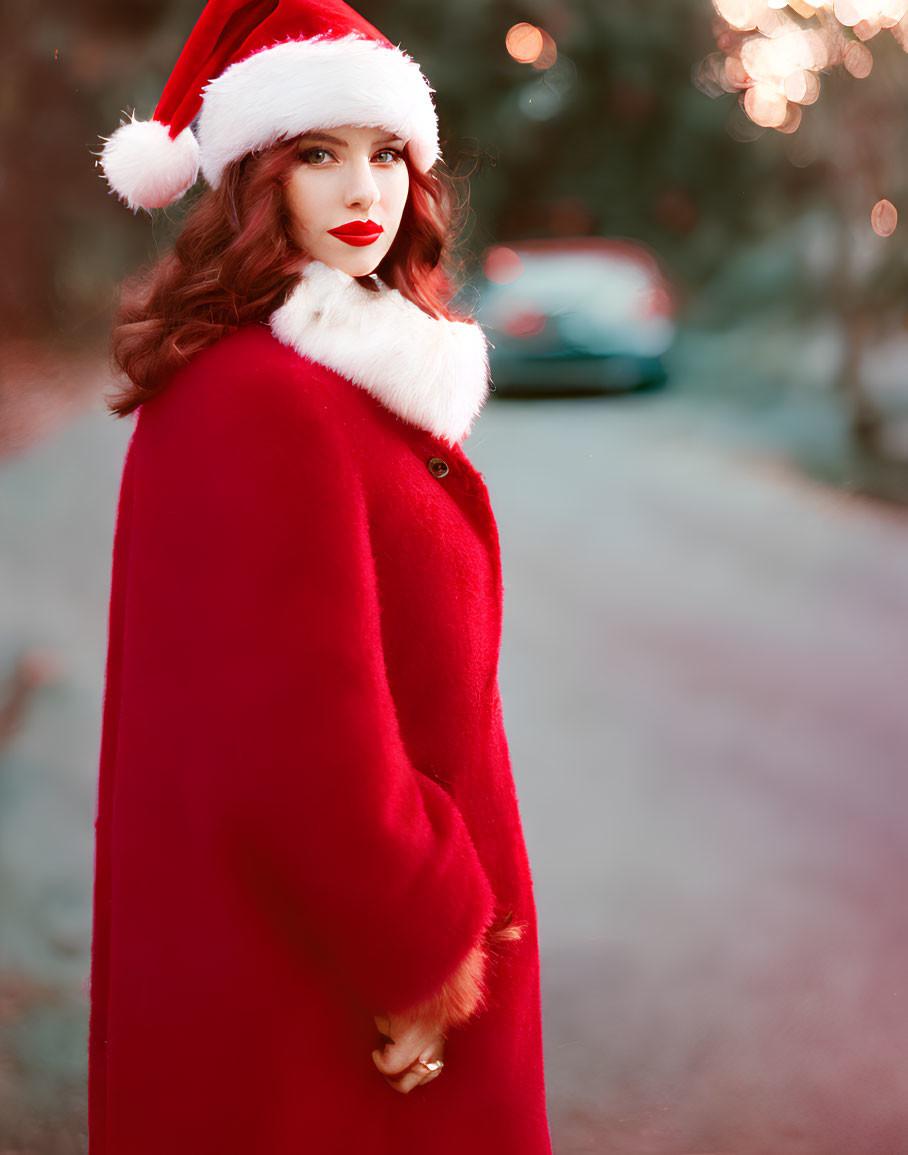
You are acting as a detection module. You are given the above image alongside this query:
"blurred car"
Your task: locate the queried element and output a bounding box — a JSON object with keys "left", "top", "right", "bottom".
{"left": 474, "top": 237, "right": 676, "bottom": 396}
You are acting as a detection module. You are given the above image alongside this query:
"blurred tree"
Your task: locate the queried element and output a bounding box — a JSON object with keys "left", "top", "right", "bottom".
{"left": 3, "top": 0, "right": 898, "bottom": 372}
{"left": 362, "top": 0, "right": 808, "bottom": 284}
{"left": 0, "top": 1, "right": 86, "bottom": 342}
{"left": 0, "top": 0, "right": 193, "bottom": 347}
{"left": 700, "top": 1, "right": 908, "bottom": 479}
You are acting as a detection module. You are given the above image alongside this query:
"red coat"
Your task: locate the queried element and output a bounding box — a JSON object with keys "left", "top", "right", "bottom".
{"left": 89, "top": 265, "right": 551, "bottom": 1153}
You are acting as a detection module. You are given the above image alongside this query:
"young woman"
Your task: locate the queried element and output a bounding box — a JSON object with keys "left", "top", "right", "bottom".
{"left": 91, "top": 1, "right": 550, "bottom": 1152}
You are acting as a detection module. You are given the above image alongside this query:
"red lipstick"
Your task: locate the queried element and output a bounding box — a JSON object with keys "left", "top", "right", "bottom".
{"left": 328, "top": 219, "right": 384, "bottom": 247}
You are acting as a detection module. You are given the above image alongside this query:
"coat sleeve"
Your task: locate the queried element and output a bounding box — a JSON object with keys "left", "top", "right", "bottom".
{"left": 124, "top": 343, "right": 496, "bottom": 1014}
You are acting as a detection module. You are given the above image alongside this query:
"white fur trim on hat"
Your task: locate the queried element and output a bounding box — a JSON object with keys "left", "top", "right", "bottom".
{"left": 198, "top": 34, "right": 440, "bottom": 188}
{"left": 100, "top": 118, "right": 200, "bottom": 212}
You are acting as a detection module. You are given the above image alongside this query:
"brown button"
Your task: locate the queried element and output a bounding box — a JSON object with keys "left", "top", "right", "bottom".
{"left": 427, "top": 456, "right": 450, "bottom": 479}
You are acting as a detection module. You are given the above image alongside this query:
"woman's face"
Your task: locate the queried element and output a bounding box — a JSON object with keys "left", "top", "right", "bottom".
{"left": 284, "top": 124, "right": 410, "bottom": 277}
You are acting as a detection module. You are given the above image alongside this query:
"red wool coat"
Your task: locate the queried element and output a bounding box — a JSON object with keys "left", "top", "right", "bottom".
{"left": 89, "top": 264, "right": 551, "bottom": 1154}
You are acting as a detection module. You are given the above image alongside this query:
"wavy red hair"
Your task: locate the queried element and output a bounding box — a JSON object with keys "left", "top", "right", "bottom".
{"left": 108, "top": 138, "right": 469, "bottom": 417}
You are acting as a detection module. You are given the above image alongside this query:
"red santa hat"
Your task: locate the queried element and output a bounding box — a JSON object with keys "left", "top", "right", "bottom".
{"left": 100, "top": 0, "right": 441, "bottom": 213}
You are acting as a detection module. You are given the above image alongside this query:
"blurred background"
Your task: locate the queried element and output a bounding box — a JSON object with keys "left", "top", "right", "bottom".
{"left": 2, "top": 0, "right": 908, "bottom": 1151}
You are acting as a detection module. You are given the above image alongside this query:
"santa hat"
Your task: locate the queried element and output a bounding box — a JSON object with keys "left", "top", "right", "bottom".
{"left": 100, "top": 0, "right": 440, "bottom": 213}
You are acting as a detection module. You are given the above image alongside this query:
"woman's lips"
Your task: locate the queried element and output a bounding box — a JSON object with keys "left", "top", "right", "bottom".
{"left": 328, "top": 220, "right": 384, "bottom": 247}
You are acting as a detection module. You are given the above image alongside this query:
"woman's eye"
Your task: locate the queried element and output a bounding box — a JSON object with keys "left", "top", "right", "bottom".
{"left": 302, "top": 148, "right": 332, "bottom": 165}
{"left": 373, "top": 149, "right": 402, "bottom": 164}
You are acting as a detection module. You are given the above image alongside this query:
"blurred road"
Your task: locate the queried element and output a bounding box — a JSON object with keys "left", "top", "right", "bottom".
{"left": 471, "top": 390, "right": 908, "bottom": 1154}
{"left": 2, "top": 356, "right": 908, "bottom": 1153}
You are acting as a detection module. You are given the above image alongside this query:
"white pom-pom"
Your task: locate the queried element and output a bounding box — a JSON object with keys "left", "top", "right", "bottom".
{"left": 100, "top": 118, "right": 200, "bottom": 212}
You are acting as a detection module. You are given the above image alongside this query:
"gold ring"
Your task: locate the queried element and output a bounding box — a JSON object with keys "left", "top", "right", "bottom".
{"left": 418, "top": 1058, "right": 444, "bottom": 1073}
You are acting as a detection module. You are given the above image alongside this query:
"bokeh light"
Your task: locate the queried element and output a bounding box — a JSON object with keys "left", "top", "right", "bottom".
{"left": 506, "top": 23, "right": 558, "bottom": 71}
{"left": 532, "top": 30, "right": 558, "bottom": 71}
{"left": 834, "top": 0, "right": 908, "bottom": 23}
{"left": 518, "top": 80, "right": 562, "bottom": 121}
{"left": 778, "top": 101, "right": 804, "bottom": 130}
{"left": 705, "top": 0, "right": 908, "bottom": 134}
{"left": 744, "top": 82, "right": 789, "bottom": 124}
{"left": 499, "top": 307, "right": 547, "bottom": 338}
{"left": 483, "top": 246, "right": 524, "bottom": 285}
{"left": 843, "top": 39, "right": 874, "bottom": 73}
{"left": 714, "top": 0, "right": 764, "bottom": 29}
{"left": 871, "top": 197, "right": 899, "bottom": 235}
{"left": 506, "top": 23, "right": 544, "bottom": 64}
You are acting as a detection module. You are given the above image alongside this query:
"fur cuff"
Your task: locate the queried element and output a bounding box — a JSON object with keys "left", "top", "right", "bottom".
{"left": 403, "top": 912, "right": 525, "bottom": 1033}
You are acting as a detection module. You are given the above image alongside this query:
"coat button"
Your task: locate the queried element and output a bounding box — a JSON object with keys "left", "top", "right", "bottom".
{"left": 427, "top": 456, "right": 450, "bottom": 478}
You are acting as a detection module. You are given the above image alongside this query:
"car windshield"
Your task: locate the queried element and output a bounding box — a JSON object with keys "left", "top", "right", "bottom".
{"left": 482, "top": 251, "right": 654, "bottom": 320}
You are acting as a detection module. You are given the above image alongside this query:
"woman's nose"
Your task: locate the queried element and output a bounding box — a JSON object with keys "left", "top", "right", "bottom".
{"left": 345, "top": 157, "right": 380, "bottom": 211}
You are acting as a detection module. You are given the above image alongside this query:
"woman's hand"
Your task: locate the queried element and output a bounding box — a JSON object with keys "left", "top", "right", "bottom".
{"left": 370, "top": 918, "right": 524, "bottom": 1094}
{"left": 370, "top": 940, "right": 487, "bottom": 1094}
{"left": 371, "top": 1011, "right": 446, "bottom": 1095}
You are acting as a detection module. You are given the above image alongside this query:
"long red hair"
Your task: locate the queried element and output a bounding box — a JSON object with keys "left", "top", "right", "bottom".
{"left": 108, "top": 138, "right": 469, "bottom": 417}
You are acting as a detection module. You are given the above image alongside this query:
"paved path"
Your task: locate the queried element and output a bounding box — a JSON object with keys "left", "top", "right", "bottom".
{"left": 2, "top": 361, "right": 908, "bottom": 1152}
{"left": 470, "top": 391, "right": 908, "bottom": 1154}
{"left": 0, "top": 393, "right": 130, "bottom": 1148}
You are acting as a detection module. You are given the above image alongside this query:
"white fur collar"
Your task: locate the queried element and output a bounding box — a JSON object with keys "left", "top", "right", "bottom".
{"left": 269, "top": 261, "right": 490, "bottom": 446}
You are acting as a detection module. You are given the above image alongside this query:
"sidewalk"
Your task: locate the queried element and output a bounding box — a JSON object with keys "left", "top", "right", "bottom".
{"left": 0, "top": 371, "right": 131, "bottom": 1152}
{"left": 471, "top": 388, "right": 908, "bottom": 1154}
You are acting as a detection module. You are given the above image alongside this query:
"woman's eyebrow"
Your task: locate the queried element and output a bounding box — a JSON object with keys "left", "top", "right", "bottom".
{"left": 298, "top": 131, "right": 405, "bottom": 146}
{"left": 298, "top": 132, "right": 344, "bottom": 145}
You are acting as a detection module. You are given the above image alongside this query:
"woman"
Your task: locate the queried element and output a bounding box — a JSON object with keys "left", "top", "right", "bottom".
{"left": 91, "top": 1, "right": 550, "bottom": 1152}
